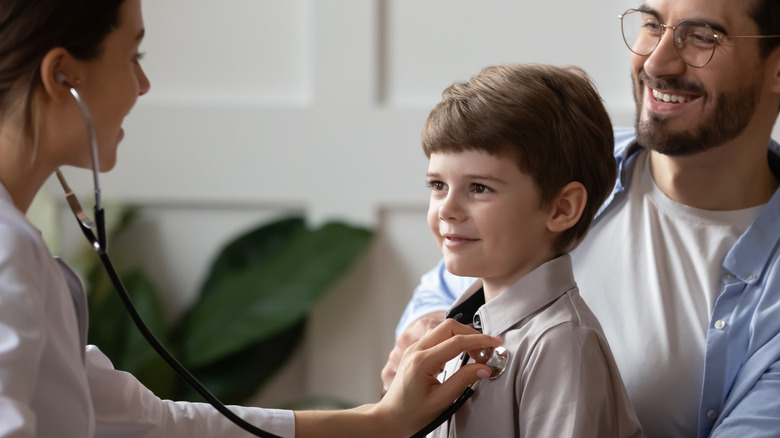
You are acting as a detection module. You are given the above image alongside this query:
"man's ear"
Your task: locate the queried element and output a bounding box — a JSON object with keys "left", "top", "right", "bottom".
{"left": 768, "top": 45, "right": 780, "bottom": 95}
{"left": 546, "top": 181, "right": 587, "bottom": 233}
{"left": 39, "top": 47, "right": 81, "bottom": 103}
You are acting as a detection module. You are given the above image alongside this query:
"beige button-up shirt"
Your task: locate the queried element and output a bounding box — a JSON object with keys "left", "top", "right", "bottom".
{"left": 432, "top": 254, "right": 642, "bottom": 438}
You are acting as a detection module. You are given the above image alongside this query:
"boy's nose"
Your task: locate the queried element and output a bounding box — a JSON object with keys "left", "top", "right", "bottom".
{"left": 438, "top": 195, "right": 465, "bottom": 222}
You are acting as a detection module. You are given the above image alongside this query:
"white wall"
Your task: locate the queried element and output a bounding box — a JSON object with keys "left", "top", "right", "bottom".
{"left": 39, "top": 0, "right": 780, "bottom": 408}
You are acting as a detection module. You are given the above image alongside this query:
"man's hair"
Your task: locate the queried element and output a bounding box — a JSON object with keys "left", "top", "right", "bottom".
{"left": 422, "top": 63, "right": 616, "bottom": 254}
{"left": 751, "top": 0, "right": 780, "bottom": 59}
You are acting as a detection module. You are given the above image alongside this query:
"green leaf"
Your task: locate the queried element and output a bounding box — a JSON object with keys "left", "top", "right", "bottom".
{"left": 87, "top": 271, "right": 132, "bottom": 361}
{"left": 87, "top": 268, "right": 175, "bottom": 396}
{"left": 81, "top": 207, "right": 140, "bottom": 287}
{"left": 178, "top": 218, "right": 373, "bottom": 368}
{"left": 198, "top": 217, "right": 307, "bottom": 300}
{"left": 176, "top": 320, "right": 306, "bottom": 404}
{"left": 115, "top": 271, "right": 178, "bottom": 398}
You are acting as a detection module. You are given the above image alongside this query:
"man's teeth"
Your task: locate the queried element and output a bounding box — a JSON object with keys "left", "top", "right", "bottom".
{"left": 652, "top": 89, "right": 690, "bottom": 103}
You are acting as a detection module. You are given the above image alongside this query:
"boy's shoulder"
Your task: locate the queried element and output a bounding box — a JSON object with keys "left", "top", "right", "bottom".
{"left": 495, "top": 282, "right": 615, "bottom": 371}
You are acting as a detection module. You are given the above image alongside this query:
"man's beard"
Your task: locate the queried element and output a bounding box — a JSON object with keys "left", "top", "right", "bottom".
{"left": 633, "top": 69, "right": 760, "bottom": 156}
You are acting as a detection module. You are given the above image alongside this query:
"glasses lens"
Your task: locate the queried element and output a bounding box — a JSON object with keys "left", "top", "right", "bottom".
{"left": 674, "top": 22, "right": 717, "bottom": 68}
{"left": 621, "top": 10, "right": 661, "bottom": 56}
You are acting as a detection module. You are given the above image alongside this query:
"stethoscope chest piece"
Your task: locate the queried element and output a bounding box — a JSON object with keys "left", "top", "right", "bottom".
{"left": 408, "top": 345, "right": 509, "bottom": 437}
{"left": 475, "top": 346, "right": 509, "bottom": 379}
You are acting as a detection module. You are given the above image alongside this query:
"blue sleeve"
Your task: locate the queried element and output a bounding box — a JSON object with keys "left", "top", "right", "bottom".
{"left": 709, "top": 359, "right": 780, "bottom": 437}
{"left": 395, "top": 259, "right": 474, "bottom": 338}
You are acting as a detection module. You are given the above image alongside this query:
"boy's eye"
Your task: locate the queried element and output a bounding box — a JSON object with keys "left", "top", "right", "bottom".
{"left": 427, "top": 180, "right": 446, "bottom": 191}
{"left": 473, "top": 183, "right": 491, "bottom": 194}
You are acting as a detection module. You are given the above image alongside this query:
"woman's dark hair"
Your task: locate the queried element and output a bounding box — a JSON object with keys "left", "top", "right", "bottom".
{"left": 0, "top": 0, "right": 124, "bottom": 142}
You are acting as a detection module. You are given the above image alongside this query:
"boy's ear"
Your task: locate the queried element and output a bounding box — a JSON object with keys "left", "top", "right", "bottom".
{"left": 546, "top": 181, "right": 587, "bottom": 233}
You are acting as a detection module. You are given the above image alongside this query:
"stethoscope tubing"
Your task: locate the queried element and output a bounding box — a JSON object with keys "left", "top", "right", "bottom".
{"left": 96, "top": 245, "right": 284, "bottom": 438}
{"left": 59, "top": 85, "right": 283, "bottom": 438}
{"left": 410, "top": 384, "right": 476, "bottom": 438}
{"left": 59, "top": 84, "right": 458, "bottom": 438}
{"left": 64, "top": 178, "right": 453, "bottom": 438}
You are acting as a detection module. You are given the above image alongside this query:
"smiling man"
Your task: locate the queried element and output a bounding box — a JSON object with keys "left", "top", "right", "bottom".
{"left": 383, "top": 0, "right": 780, "bottom": 437}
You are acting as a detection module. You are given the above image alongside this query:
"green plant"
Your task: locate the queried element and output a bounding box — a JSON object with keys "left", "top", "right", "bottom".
{"left": 83, "top": 211, "right": 373, "bottom": 404}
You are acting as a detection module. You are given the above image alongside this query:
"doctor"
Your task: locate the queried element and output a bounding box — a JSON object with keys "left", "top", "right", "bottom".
{"left": 0, "top": 0, "right": 500, "bottom": 437}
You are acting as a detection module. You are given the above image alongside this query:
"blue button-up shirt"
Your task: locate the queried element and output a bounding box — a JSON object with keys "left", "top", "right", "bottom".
{"left": 398, "top": 127, "right": 780, "bottom": 437}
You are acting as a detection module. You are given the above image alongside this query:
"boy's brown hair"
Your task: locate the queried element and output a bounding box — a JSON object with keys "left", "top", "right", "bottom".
{"left": 422, "top": 63, "right": 616, "bottom": 254}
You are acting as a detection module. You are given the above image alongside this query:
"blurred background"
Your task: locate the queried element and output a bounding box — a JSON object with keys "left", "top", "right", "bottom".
{"left": 31, "top": 0, "right": 780, "bottom": 410}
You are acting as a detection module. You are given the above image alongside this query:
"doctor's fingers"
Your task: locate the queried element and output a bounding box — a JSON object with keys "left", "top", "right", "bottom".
{"left": 437, "top": 362, "right": 493, "bottom": 398}
{"left": 413, "top": 318, "right": 499, "bottom": 352}
{"left": 406, "top": 332, "right": 500, "bottom": 383}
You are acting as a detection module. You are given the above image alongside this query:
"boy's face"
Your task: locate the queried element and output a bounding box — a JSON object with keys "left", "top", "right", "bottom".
{"left": 426, "top": 150, "right": 556, "bottom": 295}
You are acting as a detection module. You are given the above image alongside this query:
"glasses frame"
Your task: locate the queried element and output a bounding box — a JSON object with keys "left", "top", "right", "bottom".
{"left": 619, "top": 8, "right": 780, "bottom": 68}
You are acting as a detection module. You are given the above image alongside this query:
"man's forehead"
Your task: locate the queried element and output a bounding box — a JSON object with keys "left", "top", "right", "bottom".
{"left": 640, "top": 0, "right": 753, "bottom": 31}
{"left": 645, "top": 0, "right": 751, "bottom": 14}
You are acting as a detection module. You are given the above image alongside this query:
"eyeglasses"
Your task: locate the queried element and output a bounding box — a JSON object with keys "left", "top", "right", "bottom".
{"left": 619, "top": 9, "right": 780, "bottom": 68}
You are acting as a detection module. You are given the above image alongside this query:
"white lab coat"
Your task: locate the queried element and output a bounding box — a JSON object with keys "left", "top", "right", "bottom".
{"left": 0, "top": 184, "right": 294, "bottom": 438}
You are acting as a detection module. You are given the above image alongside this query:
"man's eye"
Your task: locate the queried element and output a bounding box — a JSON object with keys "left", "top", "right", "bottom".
{"left": 641, "top": 15, "right": 663, "bottom": 36}
{"left": 684, "top": 27, "right": 717, "bottom": 47}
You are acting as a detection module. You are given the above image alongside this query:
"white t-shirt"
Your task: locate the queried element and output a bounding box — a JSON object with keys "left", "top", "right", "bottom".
{"left": 571, "top": 150, "right": 763, "bottom": 438}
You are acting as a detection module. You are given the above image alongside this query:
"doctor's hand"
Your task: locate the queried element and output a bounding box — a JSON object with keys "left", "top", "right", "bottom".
{"left": 373, "top": 319, "right": 501, "bottom": 437}
{"left": 381, "top": 311, "right": 446, "bottom": 394}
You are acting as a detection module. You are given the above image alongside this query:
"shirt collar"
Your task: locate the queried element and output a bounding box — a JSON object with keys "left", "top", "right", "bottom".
{"left": 605, "top": 129, "right": 780, "bottom": 285}
{"left": 446, "top": 254, "right": 577, "bottom": 337}
{"left": 724, "top": 146, "right": 780, "bottom": 283}
{"left": 606, "top": 129, "right": 780, "bottom": 213}
{"left": 595, "top": 127, "right": 644, "bottom": 220}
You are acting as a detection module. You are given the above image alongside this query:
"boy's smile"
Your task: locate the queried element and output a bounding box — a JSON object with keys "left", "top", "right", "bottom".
{"left": 441, "top": 233, "right": 479, "bottom": 250}
{"left": 426, "top": 150, "right": 557, "bottom": 300}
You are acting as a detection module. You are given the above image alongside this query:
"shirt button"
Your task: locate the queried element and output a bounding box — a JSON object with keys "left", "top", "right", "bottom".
{"left": 714, "top": 320, "right": 727, "bottom": 330}
{"left": 724, "top": 273, "right": 736, "bottom": 281}
{"left": 746, "top": 274, "right": 757, "bottom": 282}
{"left": 707, "top": 409, "right": 719, "bottom": 420}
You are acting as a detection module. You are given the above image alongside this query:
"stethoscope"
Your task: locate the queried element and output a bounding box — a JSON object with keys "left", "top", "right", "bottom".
{"left": 55, "top": 83, "right": 284, "bottom": 438}
{"left": 410, "top": 344, "right": 508, "bottom": 438}
{"left": 56, "top": 81, "right": 509, "bottom": 438}
{"left": 410, "top": 306, "right": 509, "bottom": 438}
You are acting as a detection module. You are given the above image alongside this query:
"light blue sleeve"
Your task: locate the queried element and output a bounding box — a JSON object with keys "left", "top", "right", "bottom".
{"left": 395, "top": 259, "right": 474, "bottom": 338}
{"left": 708, "top": 358, "right": 780, "bottom": 437}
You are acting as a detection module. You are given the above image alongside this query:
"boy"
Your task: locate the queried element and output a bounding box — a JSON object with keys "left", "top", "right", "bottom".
{"left": 423, "top": 64, "right": 642, "bottom": 437}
